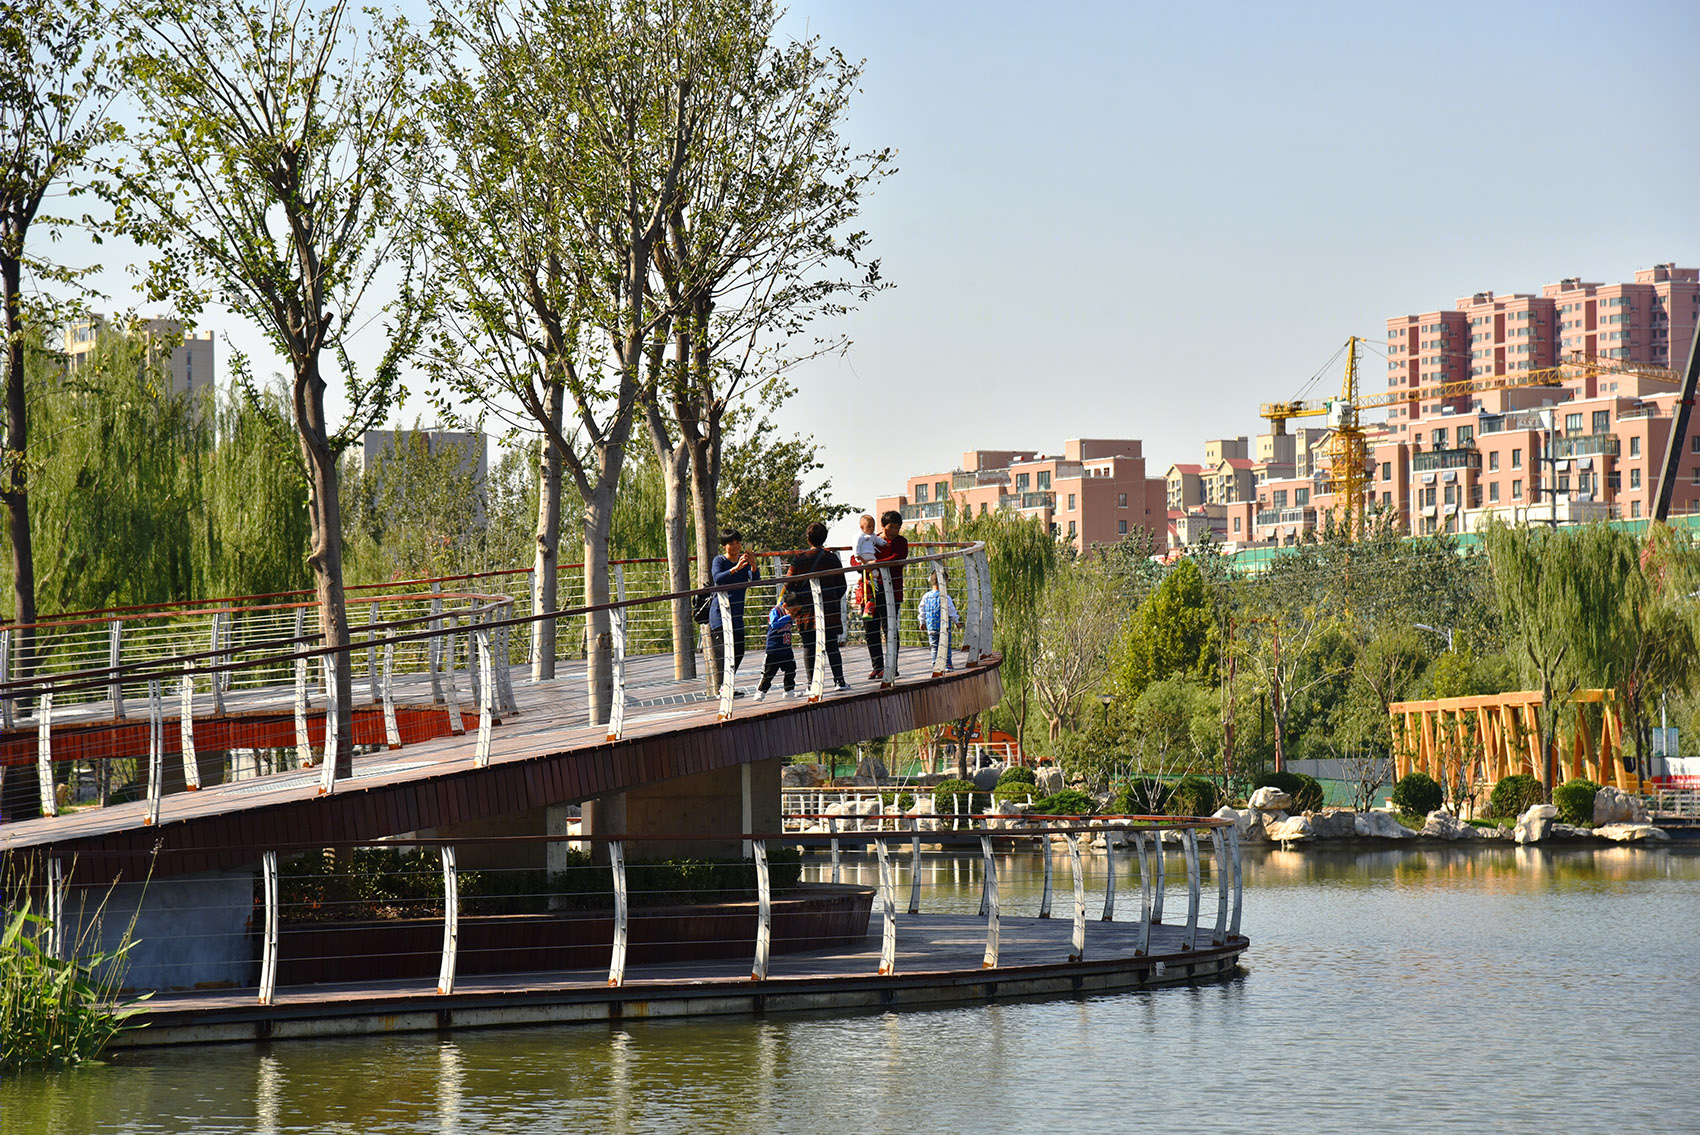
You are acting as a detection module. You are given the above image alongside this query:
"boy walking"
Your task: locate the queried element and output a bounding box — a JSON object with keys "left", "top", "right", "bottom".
{"left": 754, "top": 599, "right": 798, "bottom": 700}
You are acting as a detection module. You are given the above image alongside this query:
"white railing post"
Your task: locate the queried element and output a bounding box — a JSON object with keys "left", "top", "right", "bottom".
{"left": 428, "top": 583, "right": 445, "bottom": 704}
{"left": 1067, "top": 830, "right": 1086, "bottom": 962}
{"left": 875, "top": 837, "right": 897, "bottom": 976}
{"left": 319, "top": 653, "right": 339, "bottom": 796}
{"left": 1039, "top": 830, "right": 1054, "bottom": 918}
{"left": 495, "top": 611, "right": 517, "bottom": 716}
{"left": 144, "top": 680, "right": 164, "bottom": 826}
{"left": 716, "top": 591, "right": 736, "bottom": 720}
{"left": 1229, "top": 826, "right": 1244, "bottom": 939}
{"left": 1183, "top": 827, "right": 1201, "bottom": 951}
{"left": 828, "top": 814, "right": 841, "bottom": 884}
{"left": 1134, "top": 831, "right": 1152, "bottom": 956}
{"left": 608, "top": 839, "right": 628, "bottom": 987}
{"left": 293, "top": 609, "right": 311, "bottom": 768}
{"left": 751, "top": 839, "right": 772, "bottom": 981}
{"left": 35, "top": 690, "right": 55, "bottom": 817}
{"left": 1152, "top": 831, "right": 1167, "bottom": 924}
{"left": 179, "top": 662, "right": 200, "bottom": 790}
{"left": 980, "top": 834, "right": 1000, "bottom": 969}
{"left": 879, "top": 566, "right": 898, "bottom": 684}
{"left": 931, "top": 564, "right": 952, "bottom": 677}
{"left": 108, "top": 619, "right": 125, "bottom": 719}
{"left": 908, "top": 817, "right": 922, "bottom": 914}
{"left": 45, "top": 857, "right": 65, "bottom": 960}
{"left": 808, "top": 578, "right": 827, "bottom": 702}
{"left": 959, "top": 553, "right": 980, "bottom": 666}
{"left": 1102, "top": 823, "right": 1118, "bottom": 921}
{"left": 978, "top": 831, "right": 992, "bottom": 917}
{"left": 475, "top": 629, "right": 493, "bottom": 768}
{"left": 1212, "top": 827, "right": 1230, "bottom": 946}
{"left": 441, "top": 617, "right": 464, "bottom": 736}
{"left": 259, "top": 849, "right": 279, "bottom": 1005}
{"left": 608, "top": 568, "right": 626, "bottom": 742}
{"left": 0, "top": 628, "right": 11, "bottom": 731}
{"left": 209, "top": 610, "right": 227, "bottom": 714}
{"left": 382, "top": 639, "right": 401, "bottom": 748}
{"left": 976, "top": 547, "right": 994, "bottom": 649}
{"left": 366, "top": 601, "right": 380, "bottom": 703}
{"left": 437, "top": 845, "right": 459, "bottom": 995}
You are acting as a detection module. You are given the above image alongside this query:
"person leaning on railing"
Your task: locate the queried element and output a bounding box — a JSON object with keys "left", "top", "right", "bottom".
{"left": 785, "top": 522, "right": 849, "bottom": 691}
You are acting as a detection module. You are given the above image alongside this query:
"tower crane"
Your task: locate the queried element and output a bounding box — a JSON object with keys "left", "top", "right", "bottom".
{"left": 1260, "top": 341, "right": 1678, "bottom": 536}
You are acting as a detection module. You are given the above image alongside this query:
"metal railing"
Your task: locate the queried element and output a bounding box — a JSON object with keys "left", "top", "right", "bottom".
{"left": 1552, "top": 433, "right": 1621, "bottom": 458}
{"left": 0, "top": 542, "right": 994, "bottom": 827}
{"left": 1412, "top": 448, "right": 1483, "bottom": 472}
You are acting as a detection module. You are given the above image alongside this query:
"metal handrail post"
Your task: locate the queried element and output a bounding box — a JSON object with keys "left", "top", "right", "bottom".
{"left": 608, "top": 840, "right": 628, "bottom": 987}
{"left": 751, "top": 839, "right": 772, "bottom": 981}
{"left": 980, "top": 834, "right": 1000, "bottom": 968}
{"left": 1152, "top": 832, "right": 1166, "bottom": 924}
{"left": 144, "top": 680, "right": 163, "bottom": 826}
{"left": 907, "top": 817, "right": 922, "bottom": 914}
{"left": 1067, "top": 831, "right": 1086, "bottom": 962}
{"left": 319, "top": 654, "right": 339, "bottom": 796}
{"left": 259, "top": 850, "right": 279, "bottom": 1006}
{"left": 1229, "top": 826, "right": 1244, "bottom": 938}
{"left": 1039, "top": 830, "right": 1054, "bottom": 918}
{"left": 35, "top": 691, "right": 55, "bottom": 817}
{"left": 1183, "top": 827, "right": 1201, "bottom": 951}
{"left": 876, "top": 837, "right": 897, "bottom": 975}
{"left": 1101, "top": 823, "right": 1118, "bottom": 921}
{"left": 1134, "top": 831, "right": 1152, "bottom": 956}
{"left": 808, "top": 578, "right": 827, "bottom": 702}
{"left": 437, "top": 845, "right": 459, "bottom": 995}
{"left": 179, "top": 662, "right": 200, "bottom": 790}
{"left": 716, "top": 592, "right": 736, "bottom": 720}
{"left": 381, "top": 639, "right": 401, "bottom": 748}
{"left": 1212, "top": 828, "right": 1230, "bottom": 945}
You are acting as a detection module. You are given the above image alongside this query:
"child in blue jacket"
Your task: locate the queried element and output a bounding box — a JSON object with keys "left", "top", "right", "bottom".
{"left": 754, "top": 598, "right": 797, "bottom": 700}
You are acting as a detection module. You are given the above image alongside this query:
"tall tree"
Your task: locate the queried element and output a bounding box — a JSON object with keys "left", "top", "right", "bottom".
{"left": 421, "top": 0, "right": 698, "bottom": 718}
{"left": 0, "top": 0, "right": 121, "bottom": 668}
{"left": 121, "top": 0, "right": 425, "bottom": 771}
{"left": 1029, "top": 558, "right": 1123, "bottom": 743}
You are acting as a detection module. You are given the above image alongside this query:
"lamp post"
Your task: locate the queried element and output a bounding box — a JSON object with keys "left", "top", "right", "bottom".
{"left": 1414, "top": 623, "right": 1454, "bottom": 651}
{"left": 1099, "top": 694, "right": 1113, "bottom": 730}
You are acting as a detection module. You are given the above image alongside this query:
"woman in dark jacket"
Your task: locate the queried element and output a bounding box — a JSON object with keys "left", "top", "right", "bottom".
{"left": 786, "top": 522, "right": 849, "bottom": 691}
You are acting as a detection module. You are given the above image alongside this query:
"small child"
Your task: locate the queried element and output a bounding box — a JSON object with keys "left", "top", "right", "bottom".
{"left": 754, "top": 599, "right": 797, "bottom": 700}
{"left": 917, "top": 572, "right": 961, "bottom": 671}
{"left": 850, "top": 513, "right": 887, "bottom": 566}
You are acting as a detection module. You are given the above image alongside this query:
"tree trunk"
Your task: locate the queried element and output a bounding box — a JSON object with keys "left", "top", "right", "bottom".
{"left": 532, "top": 385, "right": 564, "bottom": 681}
{"left": 645, "top": 401, "right": 695, "bottom": 680}
{"left": 1, "top": 255, "right": 39, "bottom": 818}
{"left": 296, "top": 362, "right": 353, "bottom": 777}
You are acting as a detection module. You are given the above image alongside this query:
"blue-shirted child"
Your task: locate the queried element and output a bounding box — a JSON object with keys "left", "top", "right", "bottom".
{"left": 917, "top": 573, "right": 961, "bottom": 671}
{"left": 754, "top": 599, "right": 797, "bottom": 700}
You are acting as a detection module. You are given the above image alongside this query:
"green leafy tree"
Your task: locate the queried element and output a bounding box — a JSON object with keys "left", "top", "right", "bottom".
{"left": 1111, "top": 556, "right": 1217, "bottom": 699}
{"left": 341, "top": 427, "right": 486, "bottom": 584}
{"left": 122, "top": 0, "right": 427, "bottom": 772}
{"left": 1029, "top": 558, "right": 1124, "bottom": 743}
{"left": 717, "top": 414, "right": 853, "bottom": 556}
{"left": 202, "top": 384, "right": 311, "bottom": 599}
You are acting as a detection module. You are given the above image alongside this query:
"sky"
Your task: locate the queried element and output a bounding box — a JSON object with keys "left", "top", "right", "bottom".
{"left": 51, "top": 0, "right": 1700, "bottom": 547}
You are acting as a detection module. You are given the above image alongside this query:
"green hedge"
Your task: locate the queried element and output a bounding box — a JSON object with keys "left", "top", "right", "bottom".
{"left": 931, "top": 778, "right": 980, "bottom": 827}
{"left": 1032, "top": 788, "right": 1096, "bottom": 816}
{"left": 1166, "top": 775, "right": 1221, "bottom": 817}
{"left": 1112, "top": 780, "right": 1170, "bottom": 816}
{"left": 1553, "top": 778, "right": 1599, "bottom": 827}
{"left": 995, "top": 766, "right": 1038, "bottom": 789}
{"left": 879, "top": 790, "right": 917, "bottom": 813}
{"left": 991, "top": 782, "right": 1037, "bottom": 808}
{"left": 1253, "top": 770, "right": 1323, "bottom": 813}
{"left": 1487, "top": 774, "right": 1545, "bottom": 819}
{"left": 1390, "top": 771, "right": 1443, "bottom": 817}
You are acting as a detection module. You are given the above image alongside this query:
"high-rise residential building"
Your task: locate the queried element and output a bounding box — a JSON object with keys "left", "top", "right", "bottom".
{"left": 876, "top": 439, "right": 1167, "bottom": 553}
{"left": 65, "top": 314, "right": 215, "bottom": 399}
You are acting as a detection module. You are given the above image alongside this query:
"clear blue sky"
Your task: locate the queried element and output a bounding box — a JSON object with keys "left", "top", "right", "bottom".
{"left": 57, "top": 0, "right": 1700, "bottom": 546}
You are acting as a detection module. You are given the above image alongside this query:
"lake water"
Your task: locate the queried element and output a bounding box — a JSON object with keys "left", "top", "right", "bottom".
{"left": 7, "top": 843, "right": 1699, "bottom": 1134}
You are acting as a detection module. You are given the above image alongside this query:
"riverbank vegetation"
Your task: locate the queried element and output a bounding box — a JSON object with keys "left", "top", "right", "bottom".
{"left": 0, "top": 890, "right": 141, "bottom": 1070}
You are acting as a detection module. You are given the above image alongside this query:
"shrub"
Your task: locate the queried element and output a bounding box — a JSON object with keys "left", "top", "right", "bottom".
{"left": 1032, "top": 788, "right": 1096, "bottom": 817}
{"left": 1487, "top": 774, "right": 1545, "bottom": 819}
{"left": 1253, "top": 770, "right": 1323, "bottom": 813}
{"left": 879, "top": 790, "right": 916, "bottom": 813}
{"left": 1390, "top": 771, "right": 1443, "bottom": 818}
{"left": 995, "top": 766, "right": 1038, "bottom": 788}
{"left": 991, "top": 782, "right": 1038, "bottom": 808}
{"left": 1112, "top": 780, "right": 1170, "bottom": 816}
{"left": 931, "top": 778, "right": 979, "bottom": 827}
{"left": 1553, "top": 778, "right": 1600, "bottom": 827}
{"left": 1, "top": 900, "right": 139, "bottom": 1070}
{"left": 1166, "top": 775, "right": 1222, "bottom": 817}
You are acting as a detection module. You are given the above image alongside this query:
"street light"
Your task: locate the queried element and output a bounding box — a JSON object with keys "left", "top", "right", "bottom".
{"left": 1414, "top": 623, "right": 1454, "bottom": 651}
{"left": 1099, "top": 694, "right": 1114, "bottom": 729}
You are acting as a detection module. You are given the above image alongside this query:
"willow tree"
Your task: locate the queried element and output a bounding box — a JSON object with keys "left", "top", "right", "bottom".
{"left": 0, "top": 0, "right": 122, "bottom": 667}
{"left": 121, "top": 0, "right": 425, "bottom": 772}
{"left": 421, "top": 0, "right": 699, "bottom": 717}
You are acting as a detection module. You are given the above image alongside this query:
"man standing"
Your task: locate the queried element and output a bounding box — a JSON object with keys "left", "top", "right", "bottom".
{"left": 863, "top": 510, "right": 908, "bottom": 680}
{"left": 707, "top": 529, "right": 759, "bottom": 693}
{"left": 787, "top": 522, "right": 850, "bottom": 691}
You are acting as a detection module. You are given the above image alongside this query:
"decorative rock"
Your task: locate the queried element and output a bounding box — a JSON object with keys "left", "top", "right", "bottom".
{"left": 1552, "top": 823, "right": 1590, "bottom": 839}
{"left": 1248, "top": 786, "right": 1292, "bottom": 812}
{"left": 971, "top": 766, "right": 1003, "bottom": 791}
{"left": 1354, "top": 810, "right": 1416, "bottom": 839}
{"left": 1036, "top": 767, "right": 1065, "bottom": 795}
{"left": 1212, "top": 805, "right": 1252, "bottom": 836}
{"left": 1421, "top": 810, "right": 1481, "bottom": 840}
{"left": 1514, "top": 803, "right": 1557, "bottom": 844}
{"left": 1595, "top": 822, "right": 1669, "bottom": 842}
{"left": 1264, "top": 815, "right": 1314, "bottom": 842}
{"left": 781, "top": 762, "right": 825, "bottom": 788}
{"left": 1592, "top": 786, "right": 1649, "bottom": 825}
{"left": 855, "top": 755, "right": 889, "bottom": 782}
{"left": 1307, "top": 809, "right": 1358, "bottom": 839}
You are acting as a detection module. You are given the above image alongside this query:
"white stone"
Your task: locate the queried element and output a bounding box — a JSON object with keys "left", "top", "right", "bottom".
{"left": 1308, "top": 810, "right": 1359, "bottom": 839}
{"left": 1264, "top": 815, "right": 1314, "bottom": 842}
{"left": 1248, "top": 786, "right": 1293, "bottom": 811}
{"left": 1421, "top": 810, "right": 1481, "bottom": 840}
{"left": 1595, "top": 822, "right": 1669, "bottom": 842}
{"left": 1514, "top": 803, "right": 1557, "bottom": 844}
{"left": 1355, "top": 810, "right": 1416, "bottom": 839}
{"left": 1593, "top": 786, "right": 1635, "bottom": 825}
{"left": 1212, "top": 805, "right": 1253, "bottom": 836}
{"left": 1036, "top": 767, "right": 1065, "bottom": 795}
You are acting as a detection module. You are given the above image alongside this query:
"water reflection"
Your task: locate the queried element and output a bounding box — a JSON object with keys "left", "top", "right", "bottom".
{"left": 5, "top": 846, "right": 1697, "bottom": 1135}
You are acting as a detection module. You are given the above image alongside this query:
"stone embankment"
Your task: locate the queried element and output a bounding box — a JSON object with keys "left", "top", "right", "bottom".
{"left": 1212, "top": 785, "right": 1670, "bottom": 846}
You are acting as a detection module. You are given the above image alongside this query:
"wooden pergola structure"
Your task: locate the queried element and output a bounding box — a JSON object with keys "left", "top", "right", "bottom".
{"left": 1388, "top": 689, "right": 1634, "bottom": 805}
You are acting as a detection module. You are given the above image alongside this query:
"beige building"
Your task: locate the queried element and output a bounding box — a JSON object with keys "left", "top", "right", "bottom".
{"left": 65, "top": 314, "right": 215, "bottom": 399}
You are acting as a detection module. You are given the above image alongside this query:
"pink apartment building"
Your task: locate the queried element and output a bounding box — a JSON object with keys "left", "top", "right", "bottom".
{"left": 876, "top": 439, "right": 1168, "bottom": 553}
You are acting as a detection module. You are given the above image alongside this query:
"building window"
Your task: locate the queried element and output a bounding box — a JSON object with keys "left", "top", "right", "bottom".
{"left": 1067, "top": 493, "right": 1076, "bottom": 511}
{"left": 914, "top": 483, "right": 928, "bottom": 504}
{"left": 1117, "top": 519, "right": 1128, "bottom": 535}
{"left": 979, "top": 502, "right": 988, "bottom": 516}
{"left": 1067, "top": 520, "right": 1076, "bottom": 539}
{"left": 1565, "top": 413, "right": 1583, "bottom": 434}
{"left": 1592, "top": 410, "right": 1610, "bottom": 434}
{"left": 1296, "top": 487, "right": 1310, "bottom": 506}
{"left": 1016, "top": 472, "right": 1030, "bottom": 492}
{"left": 1432, "top": 428, "right": 1448, "bottom": 448}
{"left": 1558, "top": 475, "right": 1571, "bottom": 492}
{"left": 1489, "top": 482, "right": 1501, "bottom": 502}
{"left": 1457, "top": 425, "right": 1474, "bottom": 446}
{"left": 1272, "top": 490, "right": 1288, "bottom": 509}
{"left": 1381, "top": 461, "right": 1391, "bottom": 481}
{"left": 1443, "top": 485, "right": 1456, "bottom": 506}
{"left": 1233, "top": 517, "right": 1241, "bottom": 532}
{"left": 1690, "top": 436, "right": 1700, "bottom": 455}
{"left": 1578, "top": 472, "right": 1592, "bottom": 494}
{"left": 1049, "top": 522, "right": 1058, "bottom": 536}
{"left": 1629, "top": 436, "right": 1641, "bottom": 457}
{"left": 936, "top": 481, "right": 948, "bottom": 502}
{"left": 1489, "top": 452, "right": 1500, "bottom": 472}
{"left": 1632, "top": 501, "right": 1641, "bottom": 518}
{"left": 1631, "top": 468, "right": 1642, "bottom": 490}
{"left": 1512, "top": 480, "right": 1522, "bottom": 499}
{"left": 1512, "top": 449, "right": 1522, "bottom": 469}
{"left": 1036, "top": 471, "right": 1051, "bottom": 491}
{"left": 1117, "top": 493, "right": 1128, "bottom": 508}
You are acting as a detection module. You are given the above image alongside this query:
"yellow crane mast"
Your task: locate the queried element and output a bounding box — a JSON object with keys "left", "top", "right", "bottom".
{"left": 1259, "top": 343, "right": 1677, "bottom": 537}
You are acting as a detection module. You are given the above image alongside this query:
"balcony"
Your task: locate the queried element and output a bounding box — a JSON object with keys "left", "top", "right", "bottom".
{"left": 900, "top": 501, "right": 947, "bottom": 522}
{"left": 1018, "top": 491, "right": 1055, "bottom": 511}
{"left": 952, "top": 469, "right": 1007, "bottom": 491}
{"left": 1552, "top": 434, "right": 1620, "bottom": 459}
{"left": 1412, "top": 448, "right": 1482, "bottom": 473}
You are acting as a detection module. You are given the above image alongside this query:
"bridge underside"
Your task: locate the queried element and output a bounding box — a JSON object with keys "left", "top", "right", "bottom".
{"left": 2, "top": 647, "right": 1002, "bottom": 883}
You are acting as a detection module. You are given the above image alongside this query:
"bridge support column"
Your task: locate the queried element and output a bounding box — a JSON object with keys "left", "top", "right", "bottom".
{"left": 582, "top": 760, "right": 782, "bottom": 861}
